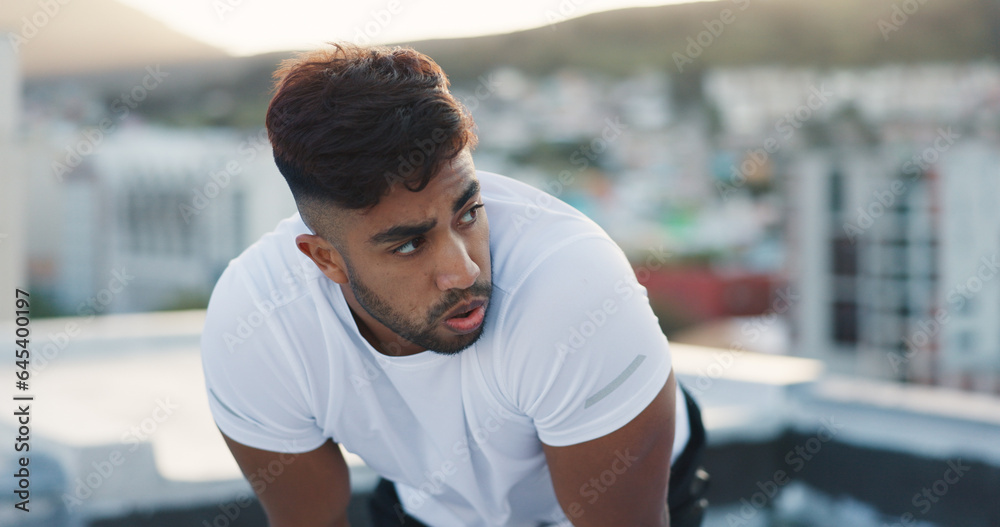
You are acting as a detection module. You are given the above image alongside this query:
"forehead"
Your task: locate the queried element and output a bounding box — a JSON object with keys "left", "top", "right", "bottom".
{"left": 349, "top": 153, "right": 478, "bottom": 236}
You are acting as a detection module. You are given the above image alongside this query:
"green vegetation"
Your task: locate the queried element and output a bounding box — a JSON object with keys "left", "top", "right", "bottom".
{"left": 404, "top": 0, "right": 999, "bottom": 83}
{"left": 70, "top": 1, "right": 998, "bottom": 130}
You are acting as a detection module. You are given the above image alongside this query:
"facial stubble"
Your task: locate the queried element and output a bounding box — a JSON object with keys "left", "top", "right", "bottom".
{"left": 346, "top": 265, "right": 492, "bottom": 355}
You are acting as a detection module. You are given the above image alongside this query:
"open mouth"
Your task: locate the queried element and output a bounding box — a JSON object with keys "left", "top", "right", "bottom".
{"left": 443, "top": 300, "right": 487, "bottom": 334}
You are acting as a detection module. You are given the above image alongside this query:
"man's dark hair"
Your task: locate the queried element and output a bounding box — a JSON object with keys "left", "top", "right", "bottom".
{"left": 266, "top": 43, "right": 478, "bottom": 223}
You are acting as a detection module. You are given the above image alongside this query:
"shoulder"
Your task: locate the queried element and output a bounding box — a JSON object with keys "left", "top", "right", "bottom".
{"left": 476, "top": 170, "right": 639, "bottom": 336}
{"left": 204, "top": 213, "right": 329, "bottom": 337}
{"left": 476, "top": 172, "right": 663, "bottom": 406}
{"left": 219, "top": 213, "right": 323, "bottom": 305}
{"left": 200, "top": 214, "right": 335, "bottom": 451}
{"left": 482, "top": 229, "right": 671, "bottom": 439}
{"left": 489, "top": 232, "right": 645, "bottom": 361}
{"left": 201, "top": 212, "right": 327, "bottom": 387}
{"left": 477, "top": 170, "right": 618, "bottom": 294}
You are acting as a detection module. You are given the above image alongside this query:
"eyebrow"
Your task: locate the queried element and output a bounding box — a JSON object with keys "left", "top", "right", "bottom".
{"left": 368, "top": 179, "right": 481, "bottom": 246}
{"left": 368, "top": 219, "right": 437, "bottom": 246}
{"left": 452, "top": 179, "right": 481, "bottom": 214}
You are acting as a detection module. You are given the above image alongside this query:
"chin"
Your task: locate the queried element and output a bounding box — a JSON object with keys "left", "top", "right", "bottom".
{"left": 428, "top": 327, "right": 485, "bottom": 356}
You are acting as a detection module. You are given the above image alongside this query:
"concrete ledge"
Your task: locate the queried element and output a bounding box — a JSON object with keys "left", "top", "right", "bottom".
{"left": 672, "top": 343, "right": 824, "bottom": 445}
{"left": 795, "top": 376, "right": 1000, "bottom": 467}
{"left": 4, "top": 313, "right": 999, "bottom": 526}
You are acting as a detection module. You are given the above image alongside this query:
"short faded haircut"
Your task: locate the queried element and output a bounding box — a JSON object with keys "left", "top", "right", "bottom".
{"left": 266, "top": 43, "right": 478, "bottom": 240}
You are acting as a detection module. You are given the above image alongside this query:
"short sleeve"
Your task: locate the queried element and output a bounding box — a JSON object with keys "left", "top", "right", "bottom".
{"left": 200, "top": 264, "right": 327, "bottom": 454}
{"left": 497, "top": 236, "right": 672, "bottom": 447}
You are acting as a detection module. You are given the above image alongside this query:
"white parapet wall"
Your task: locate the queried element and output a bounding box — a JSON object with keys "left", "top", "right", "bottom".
{"left": 0, "top": 311, "right": 997, "bottom": 525}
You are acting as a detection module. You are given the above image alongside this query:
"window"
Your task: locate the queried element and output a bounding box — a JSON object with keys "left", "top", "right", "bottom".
{"left": 832, "top": 301, "right": 859, "bottom": 345}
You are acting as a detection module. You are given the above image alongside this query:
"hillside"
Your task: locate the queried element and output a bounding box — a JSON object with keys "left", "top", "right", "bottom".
{"left": 24, "top": 0, "right": 1000, "bottom": 128}
{"left": 2, "top": 0, "right": 227, "bottom": 77}
{"left": 403, "top": 0, "right": 1000, "bottom": 81}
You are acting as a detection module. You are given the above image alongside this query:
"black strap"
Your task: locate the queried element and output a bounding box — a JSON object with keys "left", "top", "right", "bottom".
{"left": 667, "top": 384, "right": 710, "bottom": 526}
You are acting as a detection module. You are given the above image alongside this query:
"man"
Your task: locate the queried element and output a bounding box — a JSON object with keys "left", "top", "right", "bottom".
{"left": 201, "top": 44, "right": 708, "bottom": 527}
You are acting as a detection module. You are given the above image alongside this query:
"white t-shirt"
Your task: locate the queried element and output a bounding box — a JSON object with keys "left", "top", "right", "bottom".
{"left": 201, "top": 171, "right": 689, "bottom": 527}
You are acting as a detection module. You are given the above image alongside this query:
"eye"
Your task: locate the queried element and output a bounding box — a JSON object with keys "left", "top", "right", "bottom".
{"left": 393, "top": 237, "right": 424, "bottom": 255}
{"left": 459, "top": 204, "right": 484, "bottom": 225}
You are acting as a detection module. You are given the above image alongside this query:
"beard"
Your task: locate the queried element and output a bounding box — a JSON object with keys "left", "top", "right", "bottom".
{"left": 347, "top": 267, "right": 492, "bottom": 355}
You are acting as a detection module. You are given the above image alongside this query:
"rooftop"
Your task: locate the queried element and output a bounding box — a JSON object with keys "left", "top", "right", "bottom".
{"left": 1, "top": 310, "right": 998, "bottom": 526}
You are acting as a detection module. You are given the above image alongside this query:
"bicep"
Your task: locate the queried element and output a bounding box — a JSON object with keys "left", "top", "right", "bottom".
{"left": 222, "top": 433, "right": 352, "bottom": 527}
{"left": 542, "top": 371, "right": 677, "bottom": 527}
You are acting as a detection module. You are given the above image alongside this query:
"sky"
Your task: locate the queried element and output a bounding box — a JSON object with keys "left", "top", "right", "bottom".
{"left": 115, "top": 0, "right": 713, "bottom": 56}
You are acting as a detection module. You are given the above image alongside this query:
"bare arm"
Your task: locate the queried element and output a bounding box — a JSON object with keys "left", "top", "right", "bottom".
{"left": 222, "top": 433, "right": 352, "bottom": 527}
{"left": 542, "top": 371, "right": 677, "bottom": 527}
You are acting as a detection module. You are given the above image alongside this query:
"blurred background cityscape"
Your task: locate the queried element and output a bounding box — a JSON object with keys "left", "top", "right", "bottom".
{"left": 1, "top": 0, "right": 999, "bottom": 526}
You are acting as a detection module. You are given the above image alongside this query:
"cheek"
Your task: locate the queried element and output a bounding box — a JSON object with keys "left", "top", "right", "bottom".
{"left": 475, "top": 218, "right": 491, "bottom": 273}
{"left": 355, "top": 260, "right": 404, "bottom": 298}
{"left": 390, "top": 273, "right": 435, "bottom": 315}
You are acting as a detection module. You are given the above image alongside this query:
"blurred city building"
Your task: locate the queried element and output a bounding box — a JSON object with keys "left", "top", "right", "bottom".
{"left": 1, "top": 34, "right": 26, "bottom": 322}
{"left": 705, "top": 64, "right": 1000, "bottom": 137}
{"left": 3, "top": 1, "right": 1000, "bottom": 524}
{"left": 16, "top": 44, "right": 1000, "bottom": 397}
{"left": 24, "top": 127, "right": 295, "bottom": 315}
{"left": 788, "top": 144, "right": 1000, "bottom": 393}
{"left": 691, "top": 65, "right": 1000, "bottom": 394}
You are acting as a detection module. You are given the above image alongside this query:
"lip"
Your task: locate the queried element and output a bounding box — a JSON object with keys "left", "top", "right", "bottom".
{"left": 442, "top": 298, "right": 488, "bottom": 334}
{"left": 442, "top": 297, "right": 486, "bottom": 320}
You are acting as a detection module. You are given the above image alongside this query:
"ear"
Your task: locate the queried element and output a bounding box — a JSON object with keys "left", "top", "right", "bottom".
{"left": 296, "top": 234, "right": 349, "bottom": 284}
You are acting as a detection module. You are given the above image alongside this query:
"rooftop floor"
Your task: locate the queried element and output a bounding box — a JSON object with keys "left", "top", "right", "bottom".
{"left": 1, "top": 310, "right": 998, "bottom": 526}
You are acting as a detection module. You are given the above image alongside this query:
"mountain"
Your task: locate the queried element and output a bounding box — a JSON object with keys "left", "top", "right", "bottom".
{"left": 18, "top": 0, "right": 1000, "bottom": 127}
{"left": 399, "top": 0, "right": 1000, "bottom": 81}
{"left": 1, "top": 0, "right": 227, "bottom": 77}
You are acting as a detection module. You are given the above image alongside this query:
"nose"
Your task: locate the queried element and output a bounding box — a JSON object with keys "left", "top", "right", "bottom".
{"left": 435, "top": 235, "right": 480, "bottom": 291}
